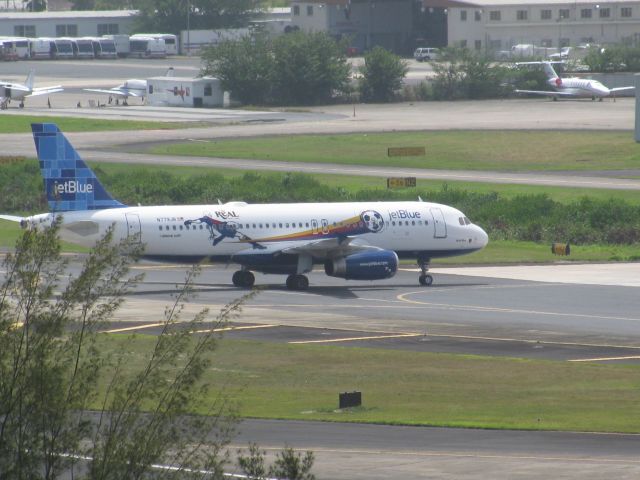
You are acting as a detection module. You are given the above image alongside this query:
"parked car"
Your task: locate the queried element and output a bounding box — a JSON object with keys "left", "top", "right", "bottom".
{"left": 413, "top": 47, "right": 439, "bottom": 61}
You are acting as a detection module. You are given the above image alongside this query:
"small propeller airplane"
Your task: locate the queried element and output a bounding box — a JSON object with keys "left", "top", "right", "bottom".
{"left": 514, "top": 61, "right": 635, "bottom": 100}
{"left": 0, "top": 71, "right": 64, "bottom": 109}
{"left": 83, "top": 67, "right": 174, "bottom": 105}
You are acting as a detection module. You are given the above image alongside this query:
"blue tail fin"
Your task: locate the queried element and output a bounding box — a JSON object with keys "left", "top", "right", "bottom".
{"left": 31, "top": 123, "right": 126, "bottom": 212}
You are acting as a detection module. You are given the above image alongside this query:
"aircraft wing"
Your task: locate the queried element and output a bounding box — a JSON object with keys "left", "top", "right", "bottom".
{"left": 27, "top": 87, "right": 64, "bottom": 98}
{"left": 83, "top": 88, "right": 140, "bottom": 98}
{"left": 0, "top": 214, "right": 25, "bottom": 223}
{"left": 610, "top": 86, "right": 635, "bottom": 93}
{"left": 233, "top": 236, "right": 379, "bottom": 261}
{"left": 514, "top": 89, "right": 575, "bottom": 96}
{"left": 0, "top": 83, "right": 30, "bottom": 92}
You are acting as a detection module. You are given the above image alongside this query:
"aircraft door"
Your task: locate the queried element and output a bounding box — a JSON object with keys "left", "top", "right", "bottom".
{"left": 430, "top": 208, "right": 447, "bottom": 238}
{"left": 125, "top": 213, "right": 142, "bottom": 243}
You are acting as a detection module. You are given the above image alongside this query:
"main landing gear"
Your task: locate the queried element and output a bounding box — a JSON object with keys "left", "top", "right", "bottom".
{"left": 232, "top": 270, "right": 255, "bottom": 288}
{"left": 417, "top": 254, "right": 433, "bottom": 287}
{"left": 232, "top": 270, "right": 310, "bottom": 291}
{"left": 286, "top": 274, "right": 309, "bottom": 291}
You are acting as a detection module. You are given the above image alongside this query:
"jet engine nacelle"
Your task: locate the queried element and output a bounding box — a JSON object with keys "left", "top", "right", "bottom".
{"left": 324, "top": 250, "right": 398, "bottom": 280}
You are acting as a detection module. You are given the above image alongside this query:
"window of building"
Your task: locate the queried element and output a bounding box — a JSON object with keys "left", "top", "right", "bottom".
{"left": 490, "top": 39, "right": 501, "bottom": 50}
{"left": 621, "top": 7, "right": 632, "bottom": 17}
{"left": 97, "top": 23, "right": 119, "bottom": 35}
{"left": 489, "top": 10, "right": 501, "bottom": 20}
{"left": 475, "top": 39, "right": 482, "bottom": 50}
{"left": 599, "top": 7, "right": 610, "bottom": 18}
{"left": 560, "top": 38, "right": 570, "bottom": 47}
{"left": 14, "top": 25, "right": 35, "bottom": 37}
{"left": 559, "top": 9, "right": 570, "bottom": 19}
{"left": 581, "top": 8, "right": 592, "bottom": 18}
{"left": 540, "top": 9, "right": 551, "bottom": 20}
{"left": 204, "top": 84, "right": 212, "bottom": 96}
{"left": 307, "top": 5, "right": 313, "bottom": 15}
{"left": 293, "top": 5, "right": 299, "bottom": 15}
{"left": 540, "top": 39, "right": 552, "bottom": 47}
{"left": 460, "top": 39, "right": 467, "bottom": 47}
{"left": 517, "top": 10, "right": 527, "bottom": 20}
{"left": 56, "top": 24, "right": 77, "bottom": 36}
{"left": 474, "top": 10, "right": 481, "bottom": 21}
{"left": 460, "top": 10, "right": 467, "bottom": 21}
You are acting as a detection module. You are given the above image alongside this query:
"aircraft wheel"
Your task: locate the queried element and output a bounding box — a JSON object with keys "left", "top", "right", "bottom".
{"left": 241, "top": 271, "right": 255, "bottom": 288}
{"left": 286, "top": 274, "right": 309, "bottom": 291}
{"left": 233, "top": 270, "right": 255, "bottom": 288}
{"left": 419, "top": 274, "right": 433, "bottom": 286}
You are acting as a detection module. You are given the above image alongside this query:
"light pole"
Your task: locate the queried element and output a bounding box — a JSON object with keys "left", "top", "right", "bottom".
{"left": 186, "top": 0, "right": 191, "bottom": 56}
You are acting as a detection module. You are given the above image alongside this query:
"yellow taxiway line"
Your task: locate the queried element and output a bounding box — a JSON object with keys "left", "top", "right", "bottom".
{"left": 194, "top": 324, "right": 277, "bottom": 334}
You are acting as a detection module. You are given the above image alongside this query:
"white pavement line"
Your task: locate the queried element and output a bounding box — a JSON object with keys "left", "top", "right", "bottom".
{"left": 194, "top": 324, "right": 278, "bottom": 334}
{"left": 289, "top": 333, "right": 423, "bottom": 344}
{"left": 569, "top": 355, "right": 640, "bottom": 362}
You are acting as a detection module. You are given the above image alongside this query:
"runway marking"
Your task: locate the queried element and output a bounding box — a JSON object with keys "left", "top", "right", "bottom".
{"left": 289, "top": 333, "right": 422, "bottom": 344}
{"left": 569, "top": 355, "right": 640, "bottom": 362}
{"left": 102, "top": 322, "right": 166, "bottom": 333}
{"left": 397, "top": 291, "right": 640, "bottom": 323}
{"left": 229, "top": 445, "right": 640, "bottom": 464}
{"left": 194, "top": 324, "right": 277, "bottom": 334}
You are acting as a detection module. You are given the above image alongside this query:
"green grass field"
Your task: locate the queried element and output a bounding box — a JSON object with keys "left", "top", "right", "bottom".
{"left": 99, "top": 335, "right": 640, "bottom": 433}
{"left": 0, "top": 115, "right": 207, "bottom": 134}
{"left": 146, "top": 130, "right": 640, "bottom": 172}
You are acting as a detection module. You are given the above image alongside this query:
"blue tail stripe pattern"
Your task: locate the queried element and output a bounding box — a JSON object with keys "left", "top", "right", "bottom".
{"left": 31, "top": 123, "right": 125, "bottom": 212}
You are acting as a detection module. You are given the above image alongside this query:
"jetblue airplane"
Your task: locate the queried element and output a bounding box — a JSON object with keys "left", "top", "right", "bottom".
{"left": 0, "top": 124, "right": 488, "bottom": 290}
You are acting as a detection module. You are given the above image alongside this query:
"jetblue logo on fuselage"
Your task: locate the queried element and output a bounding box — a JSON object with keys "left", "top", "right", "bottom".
{"left": 389, "top": 209, "right": 421, "bottom": 220}
{"left": 53, "top": 180, "right": 94, "bottom": 195}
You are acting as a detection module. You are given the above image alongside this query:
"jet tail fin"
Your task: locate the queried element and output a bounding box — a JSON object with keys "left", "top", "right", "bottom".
{"left": 542, "top": 62, "right": 559, "bottom": 80}
{"left": 31, "top": 123, "right": 126, "bottom": 212}
{"left": 25, "top": 70, "right": 34, "bottom": 90}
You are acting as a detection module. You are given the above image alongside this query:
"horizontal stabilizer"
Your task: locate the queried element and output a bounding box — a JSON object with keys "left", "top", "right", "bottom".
{"left": 27, "top": 87, "right": 64, "bottom": 98}
{"left": 83, "top": 88, "right": 139, "bottom": 98}
{"left": 610, "top": 86, "right": 635, "bottom": 93}
{"left": 0, "top": 214, "right": 25, "bottom": 223}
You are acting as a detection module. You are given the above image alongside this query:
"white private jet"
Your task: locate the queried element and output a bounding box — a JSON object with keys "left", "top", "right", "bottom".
{"left": 0, "top": 124, "right": 489, "bottom": 291}
{"left": 84, "top": 67, "right": 174, "bottom": 105}
{"left": 0, "top": 71, "right": 64, "bottom": 109}
{"left": 514, "top": 61, "right": 635, "bottom": 100}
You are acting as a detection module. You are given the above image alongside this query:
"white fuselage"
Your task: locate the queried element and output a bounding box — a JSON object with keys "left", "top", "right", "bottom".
{"left": 26, "top": 201, "right": 488, "bottom": 262}
{"left": 549, "top": 76, "right": 611, "bottom": 97}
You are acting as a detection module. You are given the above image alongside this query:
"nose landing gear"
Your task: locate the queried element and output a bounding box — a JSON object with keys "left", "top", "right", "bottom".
{"left": 417, "top": 254, "right": 433, "bottom": 286}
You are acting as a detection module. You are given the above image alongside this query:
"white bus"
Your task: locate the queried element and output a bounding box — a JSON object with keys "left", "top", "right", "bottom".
{"left": 70, "top": 37, "right": 95, "bottom": 58}
{"left": 129, "top": 36, "right": 166, "bottom": 58}
{"left": 131, "top": 33, "right": 177, "bottom": 55}
{"left": 53, "top": 38, "right": 74, "bottom": 58}
{"left": 93, "top": 37, "right": 117, "bottom": 59}
{"left": 30, "top": 38, "right": 56, "bottom": 59}
{"left": 102, "top": 34, "right": 130, "bottom": 57}
{"left": 0, "top": 37, "right": 30, "bottom": 59}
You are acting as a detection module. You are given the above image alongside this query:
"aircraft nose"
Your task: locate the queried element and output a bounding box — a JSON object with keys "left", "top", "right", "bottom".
{"left": 475, "top": 225, "right": 489, "bottom": 248}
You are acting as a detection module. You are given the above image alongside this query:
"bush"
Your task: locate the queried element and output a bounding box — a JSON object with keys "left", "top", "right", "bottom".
{"left": 201, "top": 31, "right": 351, "bottom": 106}
{"left": 359, "top": 46, "right": 408, "bottom": 102}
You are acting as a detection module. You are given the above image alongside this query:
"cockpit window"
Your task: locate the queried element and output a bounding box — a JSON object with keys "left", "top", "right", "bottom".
{"left": 459, "top": 217, "right": 465, "bottom": 226}
{"left": 459, "top": 217, "right": 472, "bottom": 226}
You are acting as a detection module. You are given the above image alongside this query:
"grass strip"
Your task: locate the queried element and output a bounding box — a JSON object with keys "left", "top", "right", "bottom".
{"left": 147, "top": 130, "right": 640, "bottom": 172}
{"left": 0, "top": 115, "right": 206, "bottom": 133}
{"left": 99, "top": 335, "right": 640, "bottom": 433}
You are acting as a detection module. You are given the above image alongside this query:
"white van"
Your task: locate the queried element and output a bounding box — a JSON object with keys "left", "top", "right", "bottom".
{"left": 413, "top": 47, "right": 439, "bottom": 62}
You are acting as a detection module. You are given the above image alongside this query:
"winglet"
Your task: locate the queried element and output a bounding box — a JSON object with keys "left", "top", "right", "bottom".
{"left": 25, "top": 70, "right": 34, "bottom": 90}
{"left": 31, "top": 123, "right": 126, "bottom": 212}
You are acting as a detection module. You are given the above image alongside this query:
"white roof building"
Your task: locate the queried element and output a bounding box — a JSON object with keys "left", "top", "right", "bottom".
{"left": 444, "top": 0, "right": 640, "bottom": 52}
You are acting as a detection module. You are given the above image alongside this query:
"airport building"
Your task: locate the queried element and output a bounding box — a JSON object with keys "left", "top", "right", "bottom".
{"left": 0, "top": 10, "right": 136, "bottom": 38}
{"left": 447, "top": 0, "right": 640, "bottom": 53}
{"left": 146, "top": 76, "right": 224, "bottom": 108}
{"left": 291, "top": 0, "right": 640, "bottom": 54}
